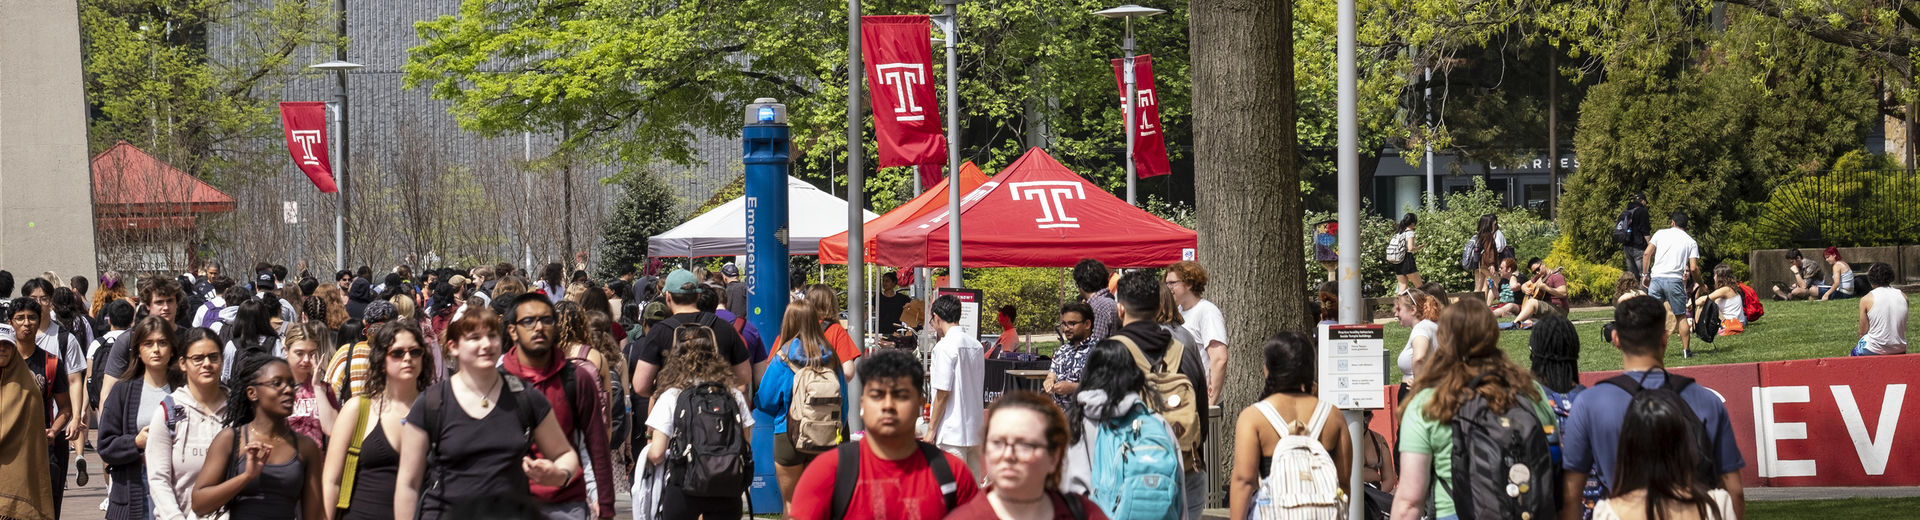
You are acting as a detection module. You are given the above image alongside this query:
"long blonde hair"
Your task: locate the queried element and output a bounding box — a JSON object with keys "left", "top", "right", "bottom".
{"left": 775, "top": 304, "right": 833, "bottom": 367}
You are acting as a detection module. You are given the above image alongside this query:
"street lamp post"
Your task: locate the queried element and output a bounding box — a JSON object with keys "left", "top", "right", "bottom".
{"left": 936, "top": 0, "right": 965, "bottom": 288}
{"left": 309, "top": 60, "right": 362, "bottom": 272}
{"left": 1095, "top": 4, "right": 1165, "bottom": 207}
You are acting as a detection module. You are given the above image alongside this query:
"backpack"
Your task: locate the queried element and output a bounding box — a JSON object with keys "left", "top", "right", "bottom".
{"left": 87, "top": 332, "right": 118, "bottom": 410}
{"left": 1693, "top": 300, "right": 1721, "bottom": 342}
{"left": 1460, "top": 237, "right": 1483, "bottom": 272}
{"left": 1250, "top": 400, "right": 1344, "bottom": 520}
{"left": 1613, "top": 209, "right": 1634, "bottom": 244}
{"left": 1434, "top": 374, "right": 1557, "bottom": 520}
{"left": 1111, "top": 335, "right": 1200, "bottom": 455}
{"left": 197, "top": 300, "right": 227, "bottom": 329}
{"left": 1737, "top": 283, "right": 1764, "bottom": 323}
{"left": 1598, "top": 370, "right": 1723, "bottom": 493}
{"left": 1087, "top": 399, "right": 1184, "bottom": 520}
{"left": 571, "top": 344, "right": 631, "bottom": 452}
{"left": 830, "top": 441, "right": 959, "bottom": 518}
{"left": 782, "top": 346, "right": 844, "bottom": 452}
{"left": 664, "top": 382, "right": 751, "bottom": 498}
{"left": 415, "top": 368, "right": 542, "bottom": 517}
{"left": 1385, "top": 232, "right": 1408, "bottom": 264}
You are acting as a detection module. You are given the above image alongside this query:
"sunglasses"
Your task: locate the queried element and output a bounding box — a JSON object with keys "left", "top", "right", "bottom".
{"left": 387, "top": 348, "right": 428, "bottom": 360}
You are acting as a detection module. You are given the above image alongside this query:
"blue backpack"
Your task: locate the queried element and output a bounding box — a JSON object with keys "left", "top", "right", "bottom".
{"left": 1088, "top": 401, "right": 1184, "bottom": 520}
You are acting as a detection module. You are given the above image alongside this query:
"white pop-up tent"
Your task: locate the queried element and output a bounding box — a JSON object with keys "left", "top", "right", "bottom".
{"left": 648, "top": 175, "right": 879, "bottom": 258}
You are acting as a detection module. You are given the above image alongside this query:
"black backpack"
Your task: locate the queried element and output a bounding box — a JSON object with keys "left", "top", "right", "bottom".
{"left": 1434, "top": 373, "right": 1557, "bottom": 520}
{"left": 87, "top": 332, "right": 116, "bottom": 410}
{"left": 1613, "top": 208, "right": 1634, "bottom": 244}
{"left": 831, "top": 441, "right": 960, "bottom": 518}
{"left": 1598, "top": 369, "right": 1723, "bottom": 492}
{"left": 665, "top": 381, "right": 751, "bottom": 498}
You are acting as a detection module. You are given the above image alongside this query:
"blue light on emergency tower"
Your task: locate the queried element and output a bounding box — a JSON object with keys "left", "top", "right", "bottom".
{"left": 743, "top": 98, "right": 790, "bottom": 345}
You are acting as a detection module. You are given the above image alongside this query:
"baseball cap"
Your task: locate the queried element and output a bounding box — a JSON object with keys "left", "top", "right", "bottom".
{"left": 0, "top": 324, "right": 14, "bottom": 347}
{"left": 257, "top": 271, "right": 275, "bottom": 288}
{"left": 665, "top": 269, "right": 700, "bottom": 295}
{"left": 642, "top": 301, "right": 671, "bottom": 322}
{"left": 720, "top": 263, "right": 739, "bottom": 277}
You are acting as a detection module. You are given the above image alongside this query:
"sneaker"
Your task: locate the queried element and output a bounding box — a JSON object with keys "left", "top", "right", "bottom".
{"left": 74, "top": 455, "right": 88, "bottom": 486}
{"left": 98, "top": 498, "right": 107, "bottom": 511}
{"left": 1683, "top": 348, "right": 1693, "bottom": 359}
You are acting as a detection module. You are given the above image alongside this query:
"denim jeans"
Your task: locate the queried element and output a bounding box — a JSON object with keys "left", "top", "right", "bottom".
{"left": 1183, "top": 469, "right": 1207, "bottom": 520}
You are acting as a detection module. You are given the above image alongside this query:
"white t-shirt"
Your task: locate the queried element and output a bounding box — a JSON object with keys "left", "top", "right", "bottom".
{"left": 1646, "top": 228, "right": 1699, "bottom": 280}
{"left": 1179, "top": 299, "right": 1228, "bottom": 375}
{"left": 36, "top": 329, "right": 87, "bottom": 375}
{"left": 929, "top": 329, "right": 985, "bottom": 447}
{"left": 1397, "top": 320, "right": 1439, "bottom": 382}
{"left": 644, "top": 385, "right": 755, "bottom": 437}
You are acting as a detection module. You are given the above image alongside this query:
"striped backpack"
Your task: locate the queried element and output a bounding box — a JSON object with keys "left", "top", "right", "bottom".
{"left": 1250, "top": 400, "right": 1345, "bottom": 520}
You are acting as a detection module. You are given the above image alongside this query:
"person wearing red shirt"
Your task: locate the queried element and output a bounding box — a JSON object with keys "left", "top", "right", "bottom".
{"left": 501, "top": 293, "right": 614, "bottom": 519}
{"left": 948, "top": 391, "right": 1107, "bottom": 520}
{"left": 790, "top": 349, "right": 979, "bottom": 520}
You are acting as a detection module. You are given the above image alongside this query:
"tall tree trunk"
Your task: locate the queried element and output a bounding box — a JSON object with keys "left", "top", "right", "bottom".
{"left": 1190, "top": 0, "right": 1304, "bottom": 501}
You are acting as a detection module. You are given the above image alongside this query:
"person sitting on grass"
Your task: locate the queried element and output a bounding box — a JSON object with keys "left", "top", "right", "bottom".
{"left": 1490, "top": 258, "right": 1524, "bottom": 318}
{"left": 1853, "top": 263, "right": 1907, "bottom": 356}
{"left": 1508, "top": 258, "right": 1569, "bottom": 329}
{"left": 1693, "top": 264, "right": 1746, "bottom": 336}
{"left": 1770, "top": 249, "right": 1825, "bottom": 301}
{"left": 1613, "top": 272, "right": 1648, "bottom": 304}
{"left": 1815, "top": 247, "right": 1855, "bottom": 302}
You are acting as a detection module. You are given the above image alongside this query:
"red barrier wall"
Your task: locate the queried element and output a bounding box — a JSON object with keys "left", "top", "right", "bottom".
{"left": 1358, "top": 354, "right": 1919, "bottom": 487}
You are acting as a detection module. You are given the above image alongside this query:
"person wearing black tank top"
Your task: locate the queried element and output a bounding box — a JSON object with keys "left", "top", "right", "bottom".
{"left": 191, "top": 355, "right": 325, "bottom": 520}
{"left": 395, "top": 308, "right": 581, "bottom": 520}
{"left": 324, "top": 320, "right": 433, "bottom": 519}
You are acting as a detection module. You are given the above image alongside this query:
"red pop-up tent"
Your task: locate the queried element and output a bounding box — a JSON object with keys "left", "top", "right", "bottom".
{"left": 874, "top": 147, "right": 1197, "bottom": 268}
{"left": 818, "top": 161, "right": 992, "bottom": 264}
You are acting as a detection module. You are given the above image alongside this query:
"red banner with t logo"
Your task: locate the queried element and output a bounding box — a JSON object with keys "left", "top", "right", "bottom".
{"left": 278, "top": 102, "right": 337, "bottom": 193}
{"left": 862, "top": 15, "right": 947, "bottom": 186}
{"left": 1111, "top": 55, "right": 1171, "bottom": 178}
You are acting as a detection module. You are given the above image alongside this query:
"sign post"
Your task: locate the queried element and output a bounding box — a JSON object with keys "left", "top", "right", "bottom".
{"left": 933, "top": 287, "right": 983, "bottom": 340}
{"left": 1321, "top": 322, "right": 1385, "bottom": 519}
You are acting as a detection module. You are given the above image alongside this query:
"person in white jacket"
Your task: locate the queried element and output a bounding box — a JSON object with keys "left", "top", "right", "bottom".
{"left": 146, "top": 327, "right": 229, "bottom": 520}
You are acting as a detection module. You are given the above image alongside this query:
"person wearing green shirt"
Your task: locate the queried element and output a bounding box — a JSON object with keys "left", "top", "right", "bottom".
{"left": 1391, "top": 302, "right": 1559, "bottom": 520}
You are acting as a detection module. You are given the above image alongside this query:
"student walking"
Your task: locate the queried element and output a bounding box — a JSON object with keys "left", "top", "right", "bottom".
{"left": 189, "top": 355, "right": 326, "bottom": 520}
{"left": 322, "top": 320, "right": 433, "bottom": 520}
{"left": 282, "top": 323, "right": 338, "bottom": 445}
{"left": 753, "top": 304, "right": 844, "bottom": 512}
{"left": 643, "top": 324, "right": 755, "bottom": 518}
{"left": 948, "top": 391, "right": 1110, "bottom": 520}
{"left": 1388, "top": 213, "right": 1424, "bottom": 294}
{"left": 1591, "top": 387, "right": 1737, "bottom": 520}
{"left": 1640, "top": 211, "right": 1701, "bottom": 357}
{"left": 789, "top": 349, "right": 980, "bottom": 520}
{"left": 1060, "top": 339, "right": 1184, "bottom": 520}
{"left": 146, "top": 327, "right": 228, "bottom": 520}
{"left": 926, "top": 294, "right": 986, "bottom": 478}
{"left": 1109, "top": 270, "right": 1209, "bottom": 520}
{"left": 1228, "top": 332, "right": 1350, "bottom": 520}
{"left": 1391, "top": 303, "right": 1559, "bottom": 520}
{"left": 394, "top": 305, "right": 582, "bottom": 520}
{"left": 98, "top": 316, "right": 180, "bottom": 520}
{"left": 500, "top": 293, "right": 615, "bottom": 518}
{"left": 0, "top": 324, "right": 57, "bottom": 520}
{"left": 1163, "top": 261, "right": 1228, "bottom": 407}
{"left": 10, "top": 298, "right": 74, "bottom": 518}
{"left": 1558, "top": 296, "right": 1746, "bottom": 520}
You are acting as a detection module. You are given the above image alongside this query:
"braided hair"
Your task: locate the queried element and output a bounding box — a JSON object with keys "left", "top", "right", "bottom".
{"left": 1527, "top": 314, "right": 1581, "bottom": 394}
{"left": 223, "top": 353, "right": 292, "bottom": 428}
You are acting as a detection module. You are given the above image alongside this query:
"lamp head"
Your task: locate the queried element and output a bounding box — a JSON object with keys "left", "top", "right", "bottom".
{"left": 1094, "top": 4, "right": 1167, "bottom": 18}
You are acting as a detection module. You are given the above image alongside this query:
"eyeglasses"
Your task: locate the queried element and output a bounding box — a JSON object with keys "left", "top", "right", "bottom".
{"left": 1163, "top": 279, "right": 1185, "bottom": 287}
{"left": 986, "top": 438, "right": 1050, "bottom": 460}
{"left": 387, "top": 348, "right": 427, "bottom": 360}
{"left": 1057, "top": 319, "right": 1085, "bottom": 328}
{"left": 515, "top": 315, "right": 557, "bottom": 327}
{"left": 250, "top": 378, "right": 295, "bottom": 391}
{"left": 184, "top": 352, "right": 223, "bottom": 366}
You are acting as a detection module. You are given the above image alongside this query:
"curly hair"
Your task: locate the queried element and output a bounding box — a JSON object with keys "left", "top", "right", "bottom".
{"left": 363, "top": 320, "right": 434, "bottom": 397}
{"left": 584, "top": 310, "right": 626, "bottom": 371}
{"left": 552, "top": 301, "right": 594, "bottom": 358}
{"left": 1403, "top": 302, "right": 1540, "bottom": 423}
{"left": 1397, "top": 289, "right": 1443, "bottom": 322}
{"left": 654, "top": 324, "right": 735, "bottom": 392}
{"left": 1166, "top": 261, "right": 1210, "bottom": 297}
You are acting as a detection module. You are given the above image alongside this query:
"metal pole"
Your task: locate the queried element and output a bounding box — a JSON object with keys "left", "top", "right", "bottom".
{"left": 943, "top": 0, "right": 963, "bottom": 288}
{"left": 1423, "top": 66, "right": 1434, "bottom": 211}
{"left": 334, "top": 71, "right": 350, "bottom": 271}
{"left": 1123, "top": 17, "right": 1138, "bottom": 206}
{"left": 847, "top": 2, "right": 868, "bottom": 432}
{"left": 913, "top": 165, "right": 927, "bottom": 300}
{"left": 1337, "top": 0, "right": 1366, "bottom": 517}
{"left": 1547, "top": 49, "right": 1559, "bottom": 217}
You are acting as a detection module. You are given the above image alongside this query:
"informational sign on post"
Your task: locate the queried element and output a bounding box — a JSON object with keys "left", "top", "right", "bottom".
{"left": 933, "top": 287, "right": 983, "bottom": 340}
{"left": 1318, "top": 323, "right": 1387, "bottom": 409}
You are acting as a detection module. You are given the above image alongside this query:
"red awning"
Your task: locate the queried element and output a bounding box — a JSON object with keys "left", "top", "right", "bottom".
{"left": 819, "top": 161, "right": 992, "bottom": 265}
{"left": 874, "top": 147, "right": 1197, "bottom": 268}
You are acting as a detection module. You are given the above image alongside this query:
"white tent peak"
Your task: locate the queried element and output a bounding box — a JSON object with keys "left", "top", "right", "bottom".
{"left": 648, "top": 176, "right": 879, "bottom": 258}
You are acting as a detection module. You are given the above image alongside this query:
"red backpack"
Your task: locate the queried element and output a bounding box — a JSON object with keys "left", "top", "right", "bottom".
{"left": 1738, "top": 283, "right": 1764, "bottom": 323}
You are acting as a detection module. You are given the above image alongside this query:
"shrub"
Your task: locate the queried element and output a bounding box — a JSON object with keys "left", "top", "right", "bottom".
{"left": 1303, "top": 178, "right": 1557, "bottom": 298}
{"left": 1542, "top": 235, "right": 1625, "bottom": 303}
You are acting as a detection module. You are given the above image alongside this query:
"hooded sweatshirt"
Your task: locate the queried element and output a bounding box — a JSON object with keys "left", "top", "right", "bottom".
{"left": 0, "top": 352, "right": 55, "bottom": 520}
{"left": 345, "top": 277, "right": 375, "bottom": 320}
{"left": 1114, "top": 319, "right": 1210, "bottom": 466}
{"left": 146, "top": 386, "right": 229, "bottom": 520}
{"left": 1059, "top": 390, "right": 1183, "bottom": 497}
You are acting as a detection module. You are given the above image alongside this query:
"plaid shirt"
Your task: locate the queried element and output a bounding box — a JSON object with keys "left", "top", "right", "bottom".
{"left": 1049, "top": 334, "right": 1098, "bottom": 411}
{"left": 1087, "top": 289, "right": 1119, "bottom": 341}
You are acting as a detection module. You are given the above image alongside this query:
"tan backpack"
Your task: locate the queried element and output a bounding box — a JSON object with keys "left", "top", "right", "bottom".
{"left": 1112, "top": 335, "right": 1201, "bottom": 455}
{"left": 783, "top": 345, "right": 844, "bottom": 452}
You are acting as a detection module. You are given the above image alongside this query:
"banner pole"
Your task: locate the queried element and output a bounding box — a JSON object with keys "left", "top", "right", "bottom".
{"left": 942, "top": 0, "right": 963, "bottom": 289}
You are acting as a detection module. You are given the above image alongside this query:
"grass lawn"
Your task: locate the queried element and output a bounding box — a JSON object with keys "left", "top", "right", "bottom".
{"left": 1746, "top": 497, "right": 1920, "bottom": 519}
{"left": 1379, "top": 293, "right": 1920, "bottom": 382}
